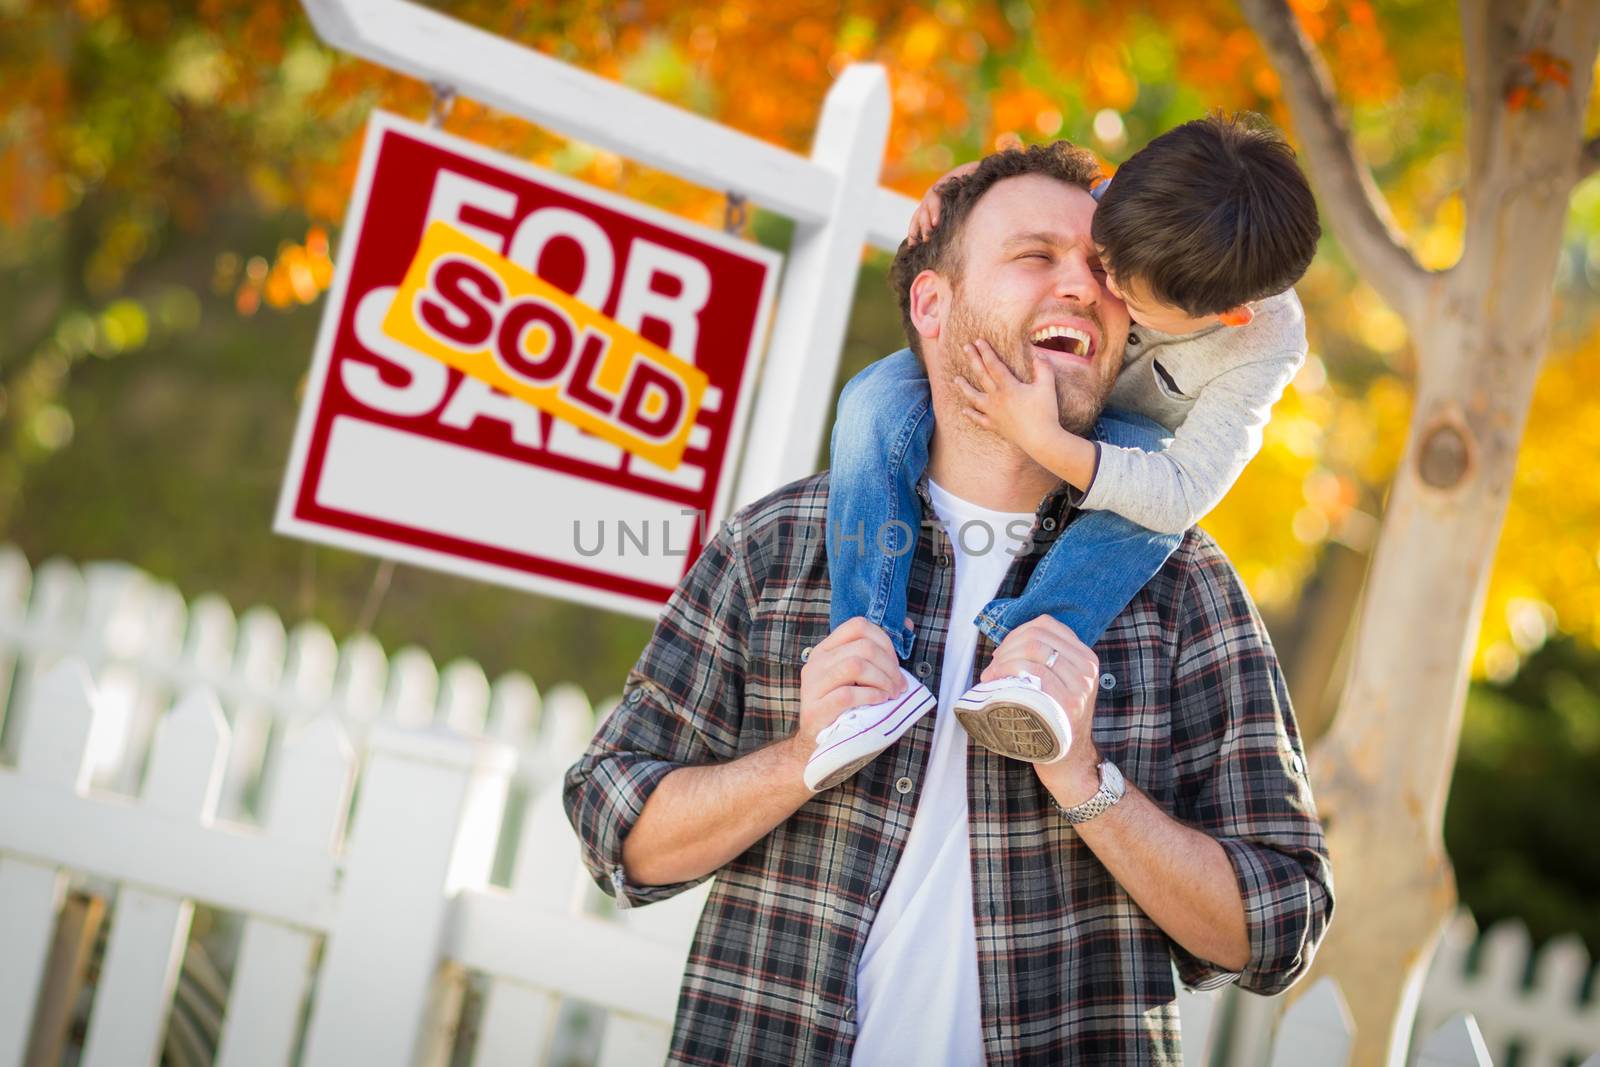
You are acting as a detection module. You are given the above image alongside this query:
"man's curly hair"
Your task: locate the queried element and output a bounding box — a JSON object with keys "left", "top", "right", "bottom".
{"left": 889, "top": 141, "right": 1104, "bottom": 360}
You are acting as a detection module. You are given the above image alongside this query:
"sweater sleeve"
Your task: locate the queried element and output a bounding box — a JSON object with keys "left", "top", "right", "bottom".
{"left": 1076, "top": 350, "right": 1304, "bottom": 534}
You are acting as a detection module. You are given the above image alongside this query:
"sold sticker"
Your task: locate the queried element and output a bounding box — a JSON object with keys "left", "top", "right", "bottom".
{"left": 383, "top": 220, "right": 708, "bottom": 470}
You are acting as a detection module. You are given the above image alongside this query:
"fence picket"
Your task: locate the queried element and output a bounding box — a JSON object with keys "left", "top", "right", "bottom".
{"left": 532, "top": 684, "right": 600, "bottom": 787}
{"left": 1525, "top": 934, "right": 1592, "bottom": 1067}
{"left": 215, "top": 716, "right": 355, "bottom": 1067}
{"left": 331, "top": 630, "right": 387, "bottom": 750}
{"left": 1412, "top": 1013, "right": 1494, "bottom": 1067}
{"left": 106, "top": 576, "right": 187, "bottom": 796}
{"left": 1268, "top": 976, "right": 1354, "bottom": 1067}
{"left": 70, "top": 564, "right": 147, "bottom": 792}
{"left": 252, "top": 621, "right": 335, "bottom": 819}
{"left": 596, "top": 880, "right": 711, "bottom": 1065}
{"left": 299, "top": 724, "right": 513, "bottom": 1067}
{"left": 384, "top": 645, "right": 439, "bottom": 731}
{"left": 1175, "top": 983, "right": 1219, "bottom": 1067}
{"left": 0, "top": 662, "right": 98, "bottom": 1067}
{"left": 79, "top": 688, "right": 228, "bottom": 1067}
{"left": 218, "top": 606, "right": 288, "bottom": 821}
{"left": 596, "top": 1015, "right": 673, "bottom": 1067}
{"left": 0, "top": 546, "right": 32, "bottom": 754}
{"left": 486, "top": 670, "right": 538, "bottom": 751}
{"left": 1477, "top": 922, "right": 1532, "bottom": 1025}
{"left": 473, "top": 714, "right": 593, "bottom": 1066}
{"left": 177, "top": 596, "right": 238, "bottom": 817}
{"left": 440, "top": 658, "right": 490, "bottom": 735}
{"left": 5, "top": 559, "right": 85, "bottom": 765}
{"left": 176, "top": 595, "right": 237, "bottom": 695}
{"left": 283, "top": 621, "right": 338, "bottom": 720}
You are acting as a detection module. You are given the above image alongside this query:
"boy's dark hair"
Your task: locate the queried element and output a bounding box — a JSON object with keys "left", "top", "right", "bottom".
{"left": 1091, "top": 112, "right": 1320, "bottom": 316}
{"left": 889, "top": 141, "right": 1104, "bottom": 359}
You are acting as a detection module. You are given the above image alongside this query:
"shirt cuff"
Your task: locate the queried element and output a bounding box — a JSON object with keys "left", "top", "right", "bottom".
{"left": 564, "top": 751, "right": 708, "bottom": 909}
{"left": 1172, "top": 837, "right": 1322, "bottom": 995}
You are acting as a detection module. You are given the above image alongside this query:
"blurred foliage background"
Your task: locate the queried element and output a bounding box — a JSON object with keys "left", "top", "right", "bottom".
{"left": 1, "top": 0, "right": 1597, "bottom": 950}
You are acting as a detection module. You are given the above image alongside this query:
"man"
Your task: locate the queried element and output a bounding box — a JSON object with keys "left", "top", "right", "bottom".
{"left": 564, "top": 142, "right": 1333, "bottom": 1066}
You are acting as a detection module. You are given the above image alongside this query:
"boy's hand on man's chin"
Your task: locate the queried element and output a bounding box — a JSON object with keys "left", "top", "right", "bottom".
{"left": 953, "top": 338, "right": 1064, "bottom": 454}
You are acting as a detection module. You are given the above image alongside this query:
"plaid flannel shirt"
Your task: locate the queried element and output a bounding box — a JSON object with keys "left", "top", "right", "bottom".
{"left": 564, "top": 469, "right": 1332, "bottom": 1066}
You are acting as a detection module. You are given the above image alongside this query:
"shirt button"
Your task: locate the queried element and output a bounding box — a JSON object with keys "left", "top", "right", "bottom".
{"left": 938, "top": 554, "right": 951, "bottom": 567}
{"left": 800, "top": 646, "right": 813, "bottom": 663}
{"left": 1128, "top": 331, "right": 1142, "bottom": 345}
{"left": 869, "top": 890, "right": 882, "bottom": 905}
{"left": 896, "top": 776, "right": 914, "bottom": 794}
{"left": 845, "top": 1006, "right": 856, "bottom": 1022}
{"left": 1041, "top": 516, "right": 1057, "bottom": 532}
{"left": 1291, "top": 753, "right": 1305, "bottom": 775}
{"left": 626, "top": 687, "right": 643, "bottom": 704}
{"left": 914, "top": 661, "right": 932, "bottom": 678}
{"left": 1099, "top": 672, "right": 1116, "bottom": 690}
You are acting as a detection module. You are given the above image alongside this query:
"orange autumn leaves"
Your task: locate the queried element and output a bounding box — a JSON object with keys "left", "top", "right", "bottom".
{"left": 6, "top": 0, "right": 1599, "bottom": 677}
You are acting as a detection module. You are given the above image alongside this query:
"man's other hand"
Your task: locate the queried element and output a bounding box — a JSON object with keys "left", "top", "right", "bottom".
{"left": 982, "top": 616, "right": 1103, "bottom": 789}
{"left": 794, "top": 616, "right": 907, "bottom": 751}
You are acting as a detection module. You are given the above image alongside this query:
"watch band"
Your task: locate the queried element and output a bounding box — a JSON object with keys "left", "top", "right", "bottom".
{"left": 1055, "top": 759, "right": 1125, "bottom": 825}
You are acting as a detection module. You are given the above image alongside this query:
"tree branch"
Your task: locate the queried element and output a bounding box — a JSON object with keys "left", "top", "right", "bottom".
{"left": 1456, "top": 0, "right": 1503, "bottom": 218}
{"left": 1237, "top": 0, "right": 1432, "bottom": 331}
{"left": 1583, "top": 136, "right": 1600, "bottom": 182}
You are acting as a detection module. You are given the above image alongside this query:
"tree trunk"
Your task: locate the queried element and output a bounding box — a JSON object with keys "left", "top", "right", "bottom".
{"left": 1273, "top": 4, "right": 1600, "bottom": 1062}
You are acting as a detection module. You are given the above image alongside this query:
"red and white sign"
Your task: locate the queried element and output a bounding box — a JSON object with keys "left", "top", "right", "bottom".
{"left": 276, "top": 111, "right": 780, "bottom": 617}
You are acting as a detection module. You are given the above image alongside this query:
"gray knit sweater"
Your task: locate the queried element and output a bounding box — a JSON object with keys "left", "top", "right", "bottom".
{"left": 1079, "top": 289, "right": 1306, "bottom": 535}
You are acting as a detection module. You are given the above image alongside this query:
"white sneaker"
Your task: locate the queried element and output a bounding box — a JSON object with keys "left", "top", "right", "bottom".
{"left": 953, "top": 672, "right": 1071, "bottom": 763}
{"left": 804, "top": 668, "right": 936, "bottom": 792}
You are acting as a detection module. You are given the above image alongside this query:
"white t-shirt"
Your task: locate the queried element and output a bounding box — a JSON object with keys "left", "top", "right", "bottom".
{"left": 852, "top": 476, "right": 1035, "bottom": 1066}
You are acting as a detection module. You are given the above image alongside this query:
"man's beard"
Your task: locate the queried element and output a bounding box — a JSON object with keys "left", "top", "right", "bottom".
{"left": 942, "top": 290, "right": 1111, "bottom": 437}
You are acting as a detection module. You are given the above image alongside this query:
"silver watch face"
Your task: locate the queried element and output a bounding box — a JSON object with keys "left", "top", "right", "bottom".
{"left": 1100, "top": 759, "right": 1125, "bottom": 798}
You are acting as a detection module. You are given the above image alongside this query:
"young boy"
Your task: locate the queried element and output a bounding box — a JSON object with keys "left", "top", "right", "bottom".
{"left": 804, "top": 112, "right": 1320, "bottom": 792}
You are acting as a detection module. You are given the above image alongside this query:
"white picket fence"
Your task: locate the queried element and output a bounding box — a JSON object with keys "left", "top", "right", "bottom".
{"left": 0, "top": 545, "right": 1597, "bottom": 1067}
{"left": 1414, "top": 912, "right": 1600, "bottom": 1067}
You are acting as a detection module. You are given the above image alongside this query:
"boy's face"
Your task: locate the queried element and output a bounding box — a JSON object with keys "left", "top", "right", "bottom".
{"left": 929, "top": 174, "right": 1131, "bottom": 436}
{"left": 1102, "top": 267, "right": 1228, "bottom": 335}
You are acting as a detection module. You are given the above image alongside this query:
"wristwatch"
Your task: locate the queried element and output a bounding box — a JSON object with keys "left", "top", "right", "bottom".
{"left": 1055, "top": 759, "right": 1125, "bottom": 825}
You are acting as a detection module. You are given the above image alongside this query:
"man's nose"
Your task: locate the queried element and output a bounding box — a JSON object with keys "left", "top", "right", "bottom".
{"left": 1053, "top": 259, "right": 1099, "bottom": 304}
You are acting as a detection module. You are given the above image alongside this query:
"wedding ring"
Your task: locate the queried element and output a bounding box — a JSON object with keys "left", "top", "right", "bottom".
{"left": 1044, "top": 647, "right": 1060, "bottom": 669}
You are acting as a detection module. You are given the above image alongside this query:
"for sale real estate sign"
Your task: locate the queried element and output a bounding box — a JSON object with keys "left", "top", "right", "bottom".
{"left": 276, "top": 112, "right": 780, "bottom": 617}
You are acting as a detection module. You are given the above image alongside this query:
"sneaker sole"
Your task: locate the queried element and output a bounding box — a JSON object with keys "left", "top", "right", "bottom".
{"left": 811, "top": 752, "right": 882, "bottom": 792}
{"left": 954, "top": 700, "right": 1064, "bottom": 762}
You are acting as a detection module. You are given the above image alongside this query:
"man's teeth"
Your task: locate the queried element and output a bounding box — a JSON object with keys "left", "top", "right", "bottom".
{"left": 1029, "top": 325, "right": 1091, "bottom": 356}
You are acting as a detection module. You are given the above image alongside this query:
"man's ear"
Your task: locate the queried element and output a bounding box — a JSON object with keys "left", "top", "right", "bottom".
{"left": 1217, "top": 304, "right": 1255, "bottom": 327}
{"left": 909, "top": 269, "right": 948, "bottom": 342}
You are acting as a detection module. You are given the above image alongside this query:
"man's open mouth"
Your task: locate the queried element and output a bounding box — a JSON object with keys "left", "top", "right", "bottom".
{"left": 1029, "top": 324, "right": 1094, "bottom": 360}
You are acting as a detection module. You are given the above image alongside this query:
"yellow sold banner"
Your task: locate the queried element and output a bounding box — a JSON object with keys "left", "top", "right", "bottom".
{"left": 383, "top": 221, "right": 708, "bottom": 469}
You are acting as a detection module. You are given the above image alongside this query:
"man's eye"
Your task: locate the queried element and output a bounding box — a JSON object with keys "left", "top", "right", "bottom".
{"left": 1020, "top": 252, "right": 1051, "bottom": 261}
